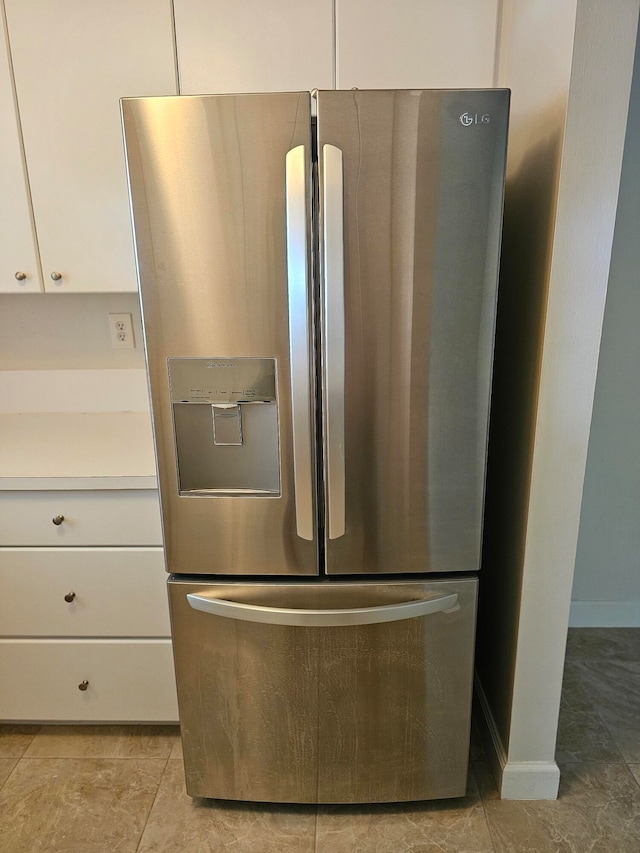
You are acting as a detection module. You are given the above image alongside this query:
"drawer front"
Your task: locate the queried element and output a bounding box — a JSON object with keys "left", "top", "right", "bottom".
{"left": 0, "top": 490, "right": 162, "bottom": 546}
{"left": 0, "top": 548, "right": 169, "bottom": 637}
{"left": 0, "top": 639, "right": 178, "bottom": 722}
{"left": 170, "top": 578, "right": 477, "bottom": 803}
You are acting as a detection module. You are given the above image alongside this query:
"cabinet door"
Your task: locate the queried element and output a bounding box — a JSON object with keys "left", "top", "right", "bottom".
{"left": 335, "top": 0, "right": 499, "bottom": 89}
{"left": 174, "top": 0, "right": 334, "bottom": 95}
{"left": 0, "top": 6, "right": 42, "bottom": 293}
{"left": 4, "top": 0, "right": 177, "bottom": 293}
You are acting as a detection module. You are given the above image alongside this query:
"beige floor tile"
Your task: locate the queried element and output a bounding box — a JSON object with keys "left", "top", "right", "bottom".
{"left": 0, "top": 757, "right": 166, "bottom": 852}
{"left": 24, "top": 724, "right": 180, "bottom": 759}
{"left": 478, "top": 760, "right": 640, "bottom": 853}
{"left": 169, "top": 734, "right": 183, "bottom": 759}
{"left": 571, "top": 659, "right": 640, "bottom": 763}
{"left": 315, "top": 768, "right": 494, "bottom": 853}
{"left": 137, "top": 759, "right": 316, "bottom": 852}
{"left": 0, "top": 758, "right": 18, "bottom": 787}
{"left": 0, "top": 724, "right": 40, "bottom": 757}
{"left": 555, "top": 701, "right": 624, "bottom": 764}
{"left": 565, "top": 628, "right": 640, "bottom": 662}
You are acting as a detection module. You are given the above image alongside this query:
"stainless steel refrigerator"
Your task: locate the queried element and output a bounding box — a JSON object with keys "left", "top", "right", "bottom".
{"left": 121, "top": 88, "right": 509, "bottom": 804}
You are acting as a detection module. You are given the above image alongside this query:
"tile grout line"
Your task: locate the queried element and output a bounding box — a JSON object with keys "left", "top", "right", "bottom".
{"left": 471, "top": 762, "right": 499, "bottom": 853}
{"left": 134, "top": 751, "right": 173, "bottom": 853}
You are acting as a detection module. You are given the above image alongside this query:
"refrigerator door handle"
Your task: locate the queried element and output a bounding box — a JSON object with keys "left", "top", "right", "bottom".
{"left": 286, "top": 145, "right": 314, "bottom": 541}
{"left": 186, "top": 591, "right": 459, "bottom": 626}
{"left": 322, "top": 144, "right": 346, "bottom": 539}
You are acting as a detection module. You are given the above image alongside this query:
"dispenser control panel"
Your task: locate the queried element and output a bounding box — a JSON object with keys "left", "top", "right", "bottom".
{"left": 168, "top": 358, "right": 276, "bottom": 404}
{"left": 167, "top": 358, "right": 280, "bottom": 497}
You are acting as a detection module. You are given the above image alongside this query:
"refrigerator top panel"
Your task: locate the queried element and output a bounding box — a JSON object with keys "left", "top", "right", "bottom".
{"left": 122, "top": 92, "right": 318, "bottom": 576}
{"left": 316, "top": 89, "right": 509, "bottom": 575}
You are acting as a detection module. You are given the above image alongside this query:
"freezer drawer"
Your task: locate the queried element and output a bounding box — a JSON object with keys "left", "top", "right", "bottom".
{"left": 169, "top": 577, "right": 477, "bottom": 804}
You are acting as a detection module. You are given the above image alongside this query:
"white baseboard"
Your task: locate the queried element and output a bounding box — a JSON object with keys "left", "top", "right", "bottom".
{"left": 569, "top": 601, "right": 640, "bottom": 627}
{"left": 500, "top": 761, "right": 560, "bottom": 799}
{"left": 474, "top": 674, "right": 560, "bottom": 800}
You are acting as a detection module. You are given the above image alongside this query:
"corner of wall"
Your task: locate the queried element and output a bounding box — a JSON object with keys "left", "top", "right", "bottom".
{"left": 474, "top": 673, "right": 560, "bottom": 800}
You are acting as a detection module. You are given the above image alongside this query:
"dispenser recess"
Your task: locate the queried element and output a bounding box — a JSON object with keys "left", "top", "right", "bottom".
{"left": 168, "top": 358, "right": 280, "bottom": 496}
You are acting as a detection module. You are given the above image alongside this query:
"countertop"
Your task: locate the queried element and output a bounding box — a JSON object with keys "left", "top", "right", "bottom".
{"left": 0, "top": 369, "right": 158, "bottom": 490}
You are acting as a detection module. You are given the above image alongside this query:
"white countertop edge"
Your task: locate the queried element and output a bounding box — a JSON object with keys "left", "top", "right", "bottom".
{"left": 0, "top": 475, "right": 158, "bottom": 492}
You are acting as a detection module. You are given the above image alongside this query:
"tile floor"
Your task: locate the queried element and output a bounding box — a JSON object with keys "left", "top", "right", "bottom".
{"left": 0, "top": 628, "right": 638, "bottom": 852}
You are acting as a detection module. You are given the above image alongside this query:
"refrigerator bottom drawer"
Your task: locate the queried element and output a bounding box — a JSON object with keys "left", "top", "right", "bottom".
{"left": 169, "top": 578, "right": 478, "bottom": 804}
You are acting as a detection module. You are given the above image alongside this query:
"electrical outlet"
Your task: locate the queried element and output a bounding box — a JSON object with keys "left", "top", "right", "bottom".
{"left": 108, "top": 313, "right": 135, "bottom": 349}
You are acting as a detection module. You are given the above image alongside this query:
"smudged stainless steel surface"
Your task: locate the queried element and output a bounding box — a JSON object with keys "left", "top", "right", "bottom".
{"left": 316, "top": 89, "right": 509, "bottom": 574}
{"left": 169, "top": 578, "right": 477, "bottom": 803}
{"left": 122, "top": 92, "right": 318, "bottom": 576}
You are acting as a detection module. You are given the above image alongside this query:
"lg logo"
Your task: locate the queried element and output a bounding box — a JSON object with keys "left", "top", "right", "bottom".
{"left": 460, "top": 112, "right": 491, "bottom": 127}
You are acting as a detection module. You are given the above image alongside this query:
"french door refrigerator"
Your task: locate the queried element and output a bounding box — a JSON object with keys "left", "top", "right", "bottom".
{"left": 121, "top": 88, "right": 509, "bottom": 804}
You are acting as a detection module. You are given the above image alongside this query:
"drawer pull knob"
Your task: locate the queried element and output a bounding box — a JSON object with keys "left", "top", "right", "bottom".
{"left": 50, "top": 271, "right": 63, "bottom": 281}
{"left": 15, "top": 271, "right": 27, "bottom": 281}
{"left": 64, "top": 591, "right": 76, "bottom": 603}
{"left": 78, "top": 680, "right": 89, "bottom": 691}
{"left": 52, "top": 515, "right": 65, "bottom": 526}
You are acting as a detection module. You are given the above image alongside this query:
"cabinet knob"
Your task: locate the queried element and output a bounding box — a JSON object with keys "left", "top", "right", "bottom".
{"left": 64, "top": 591, "right": 76, "bottom": 603}
{"left": 78, "top": 680, "right": 89, "bottom": 692}
{"left": 14, "top": 271, "right": 27, "bottom": 281}
{"left": 52, "top": 514, "right": 65, "bottom": 526}
{"left": 50, "top": 271, "right": 62, "bottom": 281}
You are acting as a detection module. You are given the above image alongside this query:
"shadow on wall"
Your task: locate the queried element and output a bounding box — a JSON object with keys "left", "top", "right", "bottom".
{"left": 476, "top": 110, "right": 564, "bottom": 751}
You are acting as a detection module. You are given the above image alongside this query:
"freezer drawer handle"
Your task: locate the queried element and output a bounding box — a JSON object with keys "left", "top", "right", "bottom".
{"left": 285, "top": 144, "right": 314, "bottom": 541}
{"left": 186, "top": 592, "right": 459, "bottom": 626}
{"left": 322, "top": 144, "right": 346, "bottom": 540}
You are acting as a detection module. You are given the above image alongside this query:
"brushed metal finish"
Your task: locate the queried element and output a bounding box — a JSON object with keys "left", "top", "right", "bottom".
{"left": 169, "top": 577, "right": 477, "bottom": 803}
{"left": 122, "top": 93, "right": 317, "bottom": 575}
{"left": 321, "top": 144, "right": 346, "bottom": 540}
{"left": 50, "top": 271, "right": 62, "bottom": 281}
{"left": 186, "top": 589, "right": 458, "bottom": 625}
{"left": 14, "top": 271, "right": 26, "bottom": 281}
{"left": 52, "top": 514, "right": 64, "bottom": 526}
{"left": 285, "top": 145, "right": 314, "bottom": 541}
{"left": 316, "top": 89, "right": 509, "bottom": 575}
{"left": 78, "top": 680, "right": 89, "bottom": 691}
{"left": 64, "top": 591, "right": 76, "bottom": 603}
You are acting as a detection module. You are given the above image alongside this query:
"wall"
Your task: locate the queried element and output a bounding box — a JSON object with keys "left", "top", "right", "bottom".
{"left": 571, "top": 30, "right": 640, "bottom": 628}
{"left": 0, "top": 293, "right": 145, "bottom": 370}
{"left": 476, "top": 0, "right": 639, "bottom": 798}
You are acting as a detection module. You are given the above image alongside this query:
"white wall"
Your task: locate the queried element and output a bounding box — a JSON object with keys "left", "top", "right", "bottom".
{"left": 0, "top": 294, "right": 145, "bottom": 370}
{"left": 571, "top": 29, "right": 640, "bottom": 628}
{"left": 476, "top": 0, "right": 639, "bottom": 799}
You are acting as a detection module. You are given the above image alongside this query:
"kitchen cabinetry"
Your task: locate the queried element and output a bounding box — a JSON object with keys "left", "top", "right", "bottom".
{"left": 0, "top": 385, "right": 178, "bottom": 723}
{"left": 173, "top": 0, "right": 498, "bottom": 96}
{"left": 2, "top": 0, "right": 177, "bottom": 293}
{"left": 335, "top": 0, "right": 499, "bottom": 89}
{"left": 0, "top": 488, "right": 178, "bottom": 723}
{"left": 0, "top": 7, "right": 41, "bottom": 293}
{"left": 173, "top": 0, "right": 334, "bottom": 94}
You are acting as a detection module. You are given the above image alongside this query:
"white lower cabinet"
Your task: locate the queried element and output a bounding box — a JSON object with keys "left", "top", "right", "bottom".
{"left": 0, "top": 639, "right": 177, "bottom": 722}
{"left": 0, "top": 490, "right": 163, "bottom": 546}
{"left": 0, "top": 489, "right": 178, "bottom": 723}
{"left": 0, "top": 548, "right": 170, "bottom": 636}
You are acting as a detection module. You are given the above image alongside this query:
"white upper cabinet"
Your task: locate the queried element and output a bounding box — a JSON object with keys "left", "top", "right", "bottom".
{"left": 4, "top": 0, "right": 177, "bottom": 293}
{"left": 0, "top": 6, "right": 42, "bottom": 293}
{"left": 335, "top": 0, "right": 499, "bottom": 90}
{"left": 174, "top": 0, "right": 334, "bottom": 95}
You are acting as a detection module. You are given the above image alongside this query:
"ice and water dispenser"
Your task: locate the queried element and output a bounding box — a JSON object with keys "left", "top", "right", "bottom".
{"left": 168, "top": 358, "right": 280, "bottom": 496}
